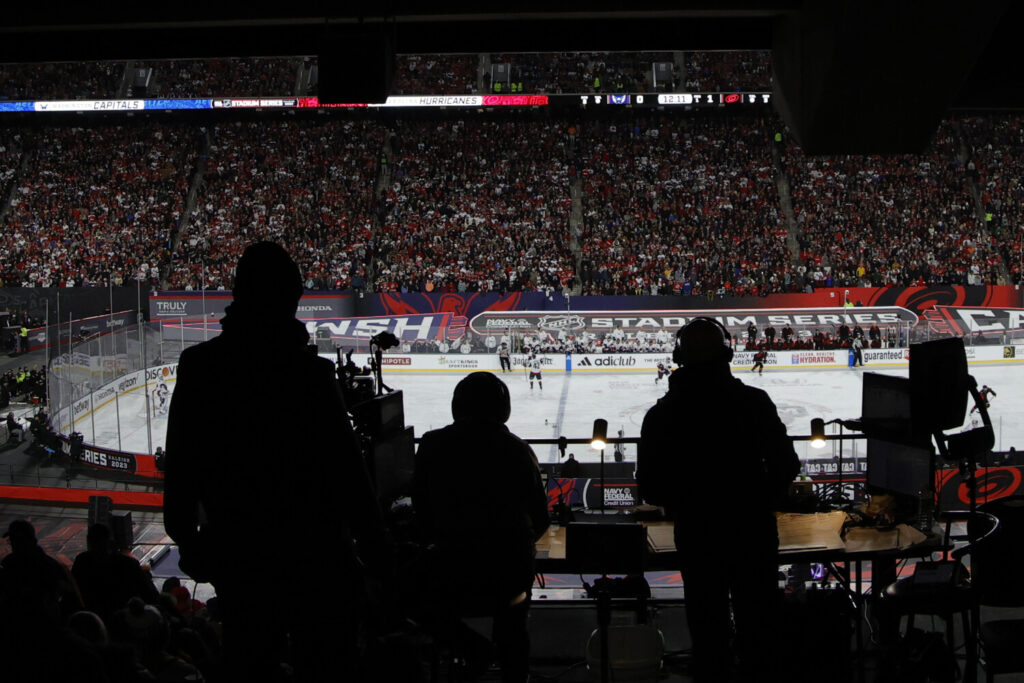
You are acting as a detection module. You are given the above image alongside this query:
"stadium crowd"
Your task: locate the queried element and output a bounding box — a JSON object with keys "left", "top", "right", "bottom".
{"left": 0, "top": 109, "right": 1018, "bottom": 293}
{"left": 0, "top": 130, "right": 24, "bottom": 217}
{"left": 682, "top": 51, "right": 773, "bottom": 92}
{"left": 390, "top": 54, "right": 481, "bottom": 95}
{"left": 0, "top": 47, "right": 1021, "bottom": 296}
{"left": 0, "top": 51, "right": 771, "bottom": 102}
{"left": 0, "top": 124, "right": 199, "bottom": 289}
{"left": 144, "top": 58, "right": 301, "bottom": 99}
{"left": 577, "top": 113, "right": 793, "bottom": 296}
{"left": 962, "top": 114, "right": 1024, "bottom": 283}
{"left": 375, "top": 118, "right": 575, "bottom": 293}
{"left": 0, "top": 61, "right": 125, "bottom": 102}
{"left": 486, "top": 52, "right": 676, "bottom": 93}
{"left": 785, "top": 119, "right": 1005, "bottom": 288}
{"left": 169, "top": 119, "right": 384, "bottom": 291}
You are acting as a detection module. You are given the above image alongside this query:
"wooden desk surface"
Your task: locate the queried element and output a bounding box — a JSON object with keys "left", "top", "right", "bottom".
{"left": 535, "top": 511, "right": 930, "bottom": 564}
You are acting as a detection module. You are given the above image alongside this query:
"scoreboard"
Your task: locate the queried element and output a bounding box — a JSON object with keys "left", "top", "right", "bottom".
{"left": 0, "top": 92, "right": 772, "bottom": 114}
{"left": 571, "top": 92, "right": 772, "bottom": 107}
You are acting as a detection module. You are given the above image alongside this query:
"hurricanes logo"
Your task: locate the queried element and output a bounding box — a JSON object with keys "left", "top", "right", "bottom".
{"left": 959, "top": 467, "right": 1022, "bottom": 504}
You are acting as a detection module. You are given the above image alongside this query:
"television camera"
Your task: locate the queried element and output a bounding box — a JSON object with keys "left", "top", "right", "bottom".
{"left": 334, "top": 332, "right": 414, "bottom": 513}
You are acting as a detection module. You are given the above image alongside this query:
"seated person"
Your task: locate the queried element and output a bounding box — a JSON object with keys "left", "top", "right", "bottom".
{"left": 6, "top": 412, "right": 24, "bottom": 443}
{"left": 413, "top": 372, "right": 549, "bottom": 683}
{"left": 72, "top": 523, "right": 160, "bottom": 622}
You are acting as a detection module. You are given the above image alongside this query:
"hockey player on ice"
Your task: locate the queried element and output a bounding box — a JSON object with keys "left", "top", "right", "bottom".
{"left": 971, "top": 385, "right": 996, "bottom": 414}
{"left": 154, "top": 382, "right": 170, "bottom": 416}
{"left": 655, "top": 359, "right": 671, "bottom": 383}
{"left": 751, "top": 350, "right": 767, "bottom": 375}
{"left": 528, "top": 355, "right": 543, "bottom": 391}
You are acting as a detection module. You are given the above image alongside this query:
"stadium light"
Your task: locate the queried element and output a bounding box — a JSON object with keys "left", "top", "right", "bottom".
{"left": 591, "top": 419, "right": 608, "bottom": 450}
{"left": 810, "top": 418, "right": 826, "bottom": 449}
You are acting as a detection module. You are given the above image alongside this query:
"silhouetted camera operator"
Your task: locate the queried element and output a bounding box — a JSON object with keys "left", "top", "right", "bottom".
{"left": 637, "top": 318, "right": 799, "bottom": 682}
{"left": 165, "top": 242, "right": 386, "bottom": 682}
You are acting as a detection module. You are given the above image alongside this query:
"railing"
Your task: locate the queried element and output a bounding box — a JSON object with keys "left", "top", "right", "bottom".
{"left": 0, "top": 463, "right": 160, "bottom": 492}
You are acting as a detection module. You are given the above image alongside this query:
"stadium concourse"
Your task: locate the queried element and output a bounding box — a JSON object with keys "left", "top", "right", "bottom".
{"left": 75, "top": 356, "right": 1024, "bottom": 463}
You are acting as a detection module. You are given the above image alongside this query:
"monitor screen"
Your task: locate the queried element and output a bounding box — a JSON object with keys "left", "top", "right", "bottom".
{"left": 350, "top": 390, "right": 406, "bottom": 438}
{"left": 860, "top": 372, "right": 932, "bottom": 442}
{"left": 866, "top": 437, "right": 933, "bottom": 498}
{"left": 372, "top": 425, "right": 415, "bottom": 504}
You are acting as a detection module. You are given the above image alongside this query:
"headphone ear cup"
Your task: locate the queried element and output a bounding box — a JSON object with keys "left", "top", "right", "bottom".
{"left": 723, "top": 347, "right": 734, "bottom": 363}
{"left": 499, "top": 382, "right": 511, "bottom": 423}
{"left": 672, "top": 345, "right": 685, "bottom": 365}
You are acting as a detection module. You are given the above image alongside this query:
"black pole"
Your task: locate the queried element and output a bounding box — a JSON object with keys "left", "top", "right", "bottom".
{"left": 836, "top": 422, "right": 844, "bottom": 505}
{"left": 598, "top": 588, "right": 610, "bottom": 683}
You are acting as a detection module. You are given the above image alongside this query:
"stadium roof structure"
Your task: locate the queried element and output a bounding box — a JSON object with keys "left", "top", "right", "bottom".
{"left": 0, "top": 2, "right": 1019, "bottom": 154}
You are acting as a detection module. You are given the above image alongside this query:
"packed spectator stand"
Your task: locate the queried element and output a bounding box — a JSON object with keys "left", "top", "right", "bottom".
{"left": 577, "top": 113, "right": 791, "bottom": 296}
{"left": 0, "top": 51, "right": 746, "bottom": 101}
{"left": 487, "top": 52, "right": 677, "bottom": 94}
{"left": 169, "top": 119, "right": 384, "bottom": 291}
{"left": 390, "top": 54, "right": 481, "bottom": 95}
{"left": 682, "top": 50, "right": 772, "bottom": 92}
{"left": 139, "top": 58, "right": 302, "bottom": 99}
{"left": 0, "top": 52, "right": 1018, "bottom": 295}
{"left": 962, "top": 114, "right": 1024, "bottom": 283}
{"left": 0, "top": 61, "right": 124, "bottom": 101}
{"left": 0, "top": 124, "right": 198, "bottom": 289}
{"left": 377, "top": 119, "right": 574, "bottom": 293}
{"left": 0, "top": 129, "right": 25, "bottom": 217}
{"left": 785, "top": 118, "right": 1005, "bottom": 288}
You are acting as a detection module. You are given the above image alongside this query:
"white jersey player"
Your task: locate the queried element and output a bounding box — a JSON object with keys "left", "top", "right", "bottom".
{"left": 153, "top": 382, "right": 170, "bottom": 416}
{"left": 528, "top": 356, "right": 543, "bottom": 391}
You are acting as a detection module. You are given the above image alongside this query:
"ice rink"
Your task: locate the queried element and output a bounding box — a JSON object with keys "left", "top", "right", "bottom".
{"left": 80, "top": 361, "right": 1024, "bottom": 464}
{"left": 393, "top": 364, "right": 1024, "bottom": 464}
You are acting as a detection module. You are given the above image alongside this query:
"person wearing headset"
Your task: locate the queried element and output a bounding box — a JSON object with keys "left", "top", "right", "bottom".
{"left": 413, "top": 371, "right": 549, "bottom": 683}
{"left": 636, "top": 318, "right": 800, "bottom": 683}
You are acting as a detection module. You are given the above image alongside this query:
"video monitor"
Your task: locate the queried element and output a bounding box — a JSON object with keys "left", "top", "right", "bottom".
{"left": 861, "top": 372, "right": 913, "bottom": 440}
{"left": 866, "top": 438, "right": 934, "bottom": 498}
{"left": 862, "top": 373, "right": 935, "bottom": 499}
{"left": 372, "top": 425, "right": 415, "bottom": 505}
{"left": 350, "top": 390, "right": 405, "bottom": 437}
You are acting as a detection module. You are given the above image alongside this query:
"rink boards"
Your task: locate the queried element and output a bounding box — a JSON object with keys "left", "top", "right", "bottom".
{"left": 370, "top": 344, "right": 1022, "bottom": 373}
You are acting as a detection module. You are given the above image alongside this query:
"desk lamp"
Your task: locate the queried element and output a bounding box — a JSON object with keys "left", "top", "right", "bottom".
{"left": 592, "top": 419, "right": 608, "bottom": 513}
{"left": 810, "top": 417, "right": 855, "bottom": 506}
{"left": 810, "top": 418, "right": 826, "bottom": 449}
{"left": 591, "top": 419, "right": 607, "bottom": 450}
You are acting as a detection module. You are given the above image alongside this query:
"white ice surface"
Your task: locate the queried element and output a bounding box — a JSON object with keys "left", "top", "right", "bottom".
{"left": 393, "top": 365, "right": 1023, "bottom": 464}
{"left": 79, "top": 362, "right": 1024, "bottom": 465}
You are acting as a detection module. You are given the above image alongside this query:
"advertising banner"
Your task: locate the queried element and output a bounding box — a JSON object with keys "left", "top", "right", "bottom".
{"left": 936, "top": 467, "right": 1024, "bottom": 509}
{"left": 150, "top": 291, "right": 354, "bottom": 328}
{"left": 545, "top": 477, "right": 639, "bottom": 510}
{"left": 27, "top": 310, "right": 136, "bottom": 353}
{"left": 75, "top": 445, "right": 138, "bottom": 475}
{"left": 309, "top": 313, "right": 464, "bottom": 343}
{"left": 924, "top": 305, "right": 1024, "bottom": 342}
{"left": 357, "top": 344, "right": 1024, "bottom": 374}
{"left": 146, "top": 286, "right": 1024, "bottom": 351}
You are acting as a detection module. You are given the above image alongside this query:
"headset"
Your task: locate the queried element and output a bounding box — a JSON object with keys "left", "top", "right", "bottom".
{"left": 452, "top": 371, "right": 512, "bottom": 424}
{"left": 673, "top": 317, "right": 734, "bottom": 366}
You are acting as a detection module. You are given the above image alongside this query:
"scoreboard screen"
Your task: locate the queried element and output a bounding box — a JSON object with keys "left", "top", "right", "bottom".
{"left": 0, "top": 91, "right": 772, "bottom": 114}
